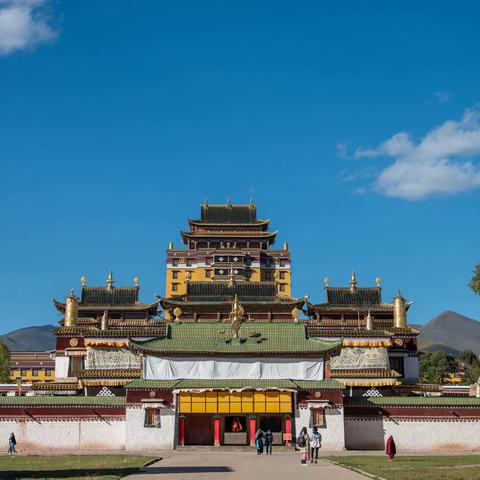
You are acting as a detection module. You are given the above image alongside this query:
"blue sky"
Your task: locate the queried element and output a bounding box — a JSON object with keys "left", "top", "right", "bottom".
{"left": 1, "top": 1, "right": 479, "bottom": 332}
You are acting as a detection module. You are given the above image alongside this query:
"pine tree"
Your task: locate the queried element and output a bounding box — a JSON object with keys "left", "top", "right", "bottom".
{"left": 0, "top": 341, "right": 11, "bottom": 383}
{"left": 470, "top": 263, "right": 480, "bottom": 295}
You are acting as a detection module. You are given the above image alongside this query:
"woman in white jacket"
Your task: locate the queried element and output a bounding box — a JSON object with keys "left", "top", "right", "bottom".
{"left": 310, "top": 427, "right": 321, "bottom": 463}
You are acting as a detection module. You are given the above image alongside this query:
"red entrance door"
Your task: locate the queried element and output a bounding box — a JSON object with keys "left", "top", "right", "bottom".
{"left": 185, "top": 415, "right": 213, "bottom": 445}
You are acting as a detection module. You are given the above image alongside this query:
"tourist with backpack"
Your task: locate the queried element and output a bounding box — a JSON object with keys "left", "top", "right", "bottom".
{"left": 7, "top": 432, "right": 17, "bottom": 455}
{"left": 297, "top": 427, "right": 310, "bottom": 465}
{"left": 310, "top": 427, "right": 321, "bottom": 463}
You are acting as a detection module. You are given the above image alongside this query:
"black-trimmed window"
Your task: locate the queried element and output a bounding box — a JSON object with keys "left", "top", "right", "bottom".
{"left": 144, "top": 408, "right": 161, "bottom": 428}
{"left": 310, "top": 408, "right": 325, "bottom": 428}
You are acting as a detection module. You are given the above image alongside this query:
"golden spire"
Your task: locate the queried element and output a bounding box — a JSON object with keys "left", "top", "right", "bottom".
{"left": 324, "top": 276, "right": 331, "bottom": 287}
{"left": 80, "top": 275, "right": 87, "bottom": 286}
{"left": 64, "top": 288, "right": 79, "bottom": 327}
{"left": 133, "top": 276, "right": 139, "bottom": 286}
{"left": 375, "top": 276, "right": 382, "bottom": 287}
{"left": 106, "top": 269, "right": 114, "bottom": 290}
{"left": 393, "top": 289, "right": 407, "bottom": 328}
{"left": 168, "top": 241, "right": 174, "bottom": 250}
{"left": 283, "top": 242, "right": 289, "bottom": 251}
{"left": 350, "top": 271, "right": 357, "bottom": 292}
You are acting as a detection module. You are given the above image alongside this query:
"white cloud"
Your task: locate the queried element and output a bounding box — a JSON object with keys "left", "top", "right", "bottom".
{"left": 433, "top": 91, "right": 451, "bottom": 104}
{"left": 352, "top": 108, "right": 480, "bottom": 200}
{"left": 0, "top": 0, "right": 57, "bottom": 56}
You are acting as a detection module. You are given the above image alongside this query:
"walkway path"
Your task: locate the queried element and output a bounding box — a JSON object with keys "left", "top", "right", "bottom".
{"left": 128, "top": 451, "right": 368, "bottom": 480}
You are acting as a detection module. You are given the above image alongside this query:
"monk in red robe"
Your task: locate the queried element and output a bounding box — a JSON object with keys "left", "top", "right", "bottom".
{"left": 386, "top": 435, "right": 396, "bottom": 461}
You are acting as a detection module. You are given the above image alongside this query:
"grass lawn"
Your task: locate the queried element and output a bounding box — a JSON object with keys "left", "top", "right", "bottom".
{"left": 326, "top": 455, "right": 480, "bottom": 480}
{"left": 0, "top": 455, "right": 158, "bottom": 480}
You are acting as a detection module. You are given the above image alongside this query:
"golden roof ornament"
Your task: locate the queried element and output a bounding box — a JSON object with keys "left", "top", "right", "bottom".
{"left": 350, "top": 271, "right": 357, "bottom": 292}
{"left": 173, "top": 307, "right": 182, "bottom": 322}
{"left": 393, "top": 289, "right": 407, "bottom": 328}
{"left": 168, "top": 241, "right": 174, "bottom": 250}
{"left": 375, "top": 276, "right": 382, "bottom": 287}
{"left": 64, "top": 288, "right": 79, "bottom": 327}
{"left": 230, "top": 294, "right": 244, "bottom": 338}
{"left": 284, "top": 242, "right": 289, "bottom": 251}
{"left": 291, "top": 307, "right": 301, "bottom": 323}
{"left": 133, "top": 276, "right": 139, "bottom": 286}
{"left": 80, "top": 275, "right": 87, "bottom": 286}
{"left": 106, "top": 269, "right": 114, "bottom": 290}
{"left": 324, "top": 276, "right": 330, "bottom": 287}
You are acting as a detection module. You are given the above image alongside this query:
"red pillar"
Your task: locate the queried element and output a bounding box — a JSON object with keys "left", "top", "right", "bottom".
{"left": 285, "top": 416, "right": 292, "bottom": 446}
{"left": 213, "top": 417, "right": 221, "bottom": 447}
{"left": 178, "top": 416, "right": 185, "bottom": 447}
{"left": 249, "top": 417, "right": 257, "bottom": 447}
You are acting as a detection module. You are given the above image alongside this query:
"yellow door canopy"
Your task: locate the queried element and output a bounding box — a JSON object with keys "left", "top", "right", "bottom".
{"left": 179, "top": 391, "right": 292, "bottom": 414}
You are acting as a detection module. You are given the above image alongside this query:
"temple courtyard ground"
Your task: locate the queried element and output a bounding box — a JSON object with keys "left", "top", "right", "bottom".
{"left": 2, "top": 452, "right": 480, "bottom": 479}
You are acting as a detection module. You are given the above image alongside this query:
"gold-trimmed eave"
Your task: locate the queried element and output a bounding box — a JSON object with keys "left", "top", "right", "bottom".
{"left": 52, "top": 298, "right": 161, "bottom": 315}
{"left": 331, "top": 368, "right": 401, "bottom": 379}
{"left": 180, "top": 230, "right": 278, "bottom": 241}
{"left": 187, "top": 218, "right": 271, "bottom": 229}
{"left": 336, "top": 379, "right": 402, "bottom": 387}
{"left": 80, "top": 379, "right": 138, "bottom": 387}
{"left": 55, "top": 326, "right": 166, "bottom": 338}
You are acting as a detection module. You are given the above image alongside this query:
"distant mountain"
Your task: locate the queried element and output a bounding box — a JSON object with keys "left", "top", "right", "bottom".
{"left": 0, "top": 325, "right": 56, "bottom": 352}
{"left": 418, "top": 311, "right": 480, "bottom": 356}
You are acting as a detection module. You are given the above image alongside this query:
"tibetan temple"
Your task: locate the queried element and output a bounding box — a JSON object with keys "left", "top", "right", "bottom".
{"left": 2, "top": 201, "right": 480, "bottom": 452}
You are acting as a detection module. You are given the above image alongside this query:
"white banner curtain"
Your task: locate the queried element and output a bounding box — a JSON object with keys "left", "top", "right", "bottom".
{"left": 144, "top": 356, "right": 324, "bottom": 381}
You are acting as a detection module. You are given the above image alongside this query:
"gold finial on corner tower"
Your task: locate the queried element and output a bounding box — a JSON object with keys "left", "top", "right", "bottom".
{"left": 350, "top": 271, "right": 357, "bottom": 292}
{"left": 106, "top": 269, "right": 114, "bottom": 290}
{"left": 324, "top": 276, "right": 331, "bottom": 287}
{"left": 133, "top": 276, "right": 140, "bottom": 286}
{"left": 168, "top": 241, "right": 174, "bottom": 250}
{"left": 375, "top": 276, "right": 382, "bottom": 287}
{"left": 393, "top": 289, "right": 407, "bottom": 328}
{"left": 283, "top": 242, "right": 289, "bottom": 251}
{"left": 64, "top": 288, "right": 79, "bottom": 327}
{"left": 80, "top": 275, "right": 87, "bottom": 286}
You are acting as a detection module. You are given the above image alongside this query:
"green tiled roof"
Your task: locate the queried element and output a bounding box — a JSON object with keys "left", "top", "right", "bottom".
{"left": 346, "top": 396, "right": 480, "bottom": 407}
{"left": 293, "top": 379, "right": 345, "bottom": 390}
{"left": 0, "top": 396, "right": 126, "bottom": 406}
{"left": 129, "top": 323, "right": 342, "bottom": 355}
{"left": 125, "top": 380, "right": 181, "bottom": 389}
{"left": 125, "top": 379, "right": 345, "bottom": 390}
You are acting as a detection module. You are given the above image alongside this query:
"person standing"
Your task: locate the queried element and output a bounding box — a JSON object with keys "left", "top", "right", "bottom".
{"left": 310, "top": 427, "right": 321, "bottom": 463}
{"left": 264, "top": 429, "right": 273, "bottom": 455}
{"left": 8, "top": 432, "right": 17, "bottom": 455}
{"left": 255, "top": 429, "right": 264, "bottom": 455}
{"left": 386, "top": 435, "right": 396, "bottom": 461}
{"left": 297, "top": 427, "right": 310, "bottom": 465}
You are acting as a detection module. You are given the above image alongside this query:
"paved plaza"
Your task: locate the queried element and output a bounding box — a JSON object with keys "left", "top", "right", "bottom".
{"left": 127, "top": 451, "right": 368, "bottom": 480}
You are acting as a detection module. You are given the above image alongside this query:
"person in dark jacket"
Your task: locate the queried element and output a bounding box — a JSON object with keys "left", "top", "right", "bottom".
{"left": 8, "top": 433, "right": 17, "bottom": 455}
{"left": 255, "top": 429, "right": 264, "bottom": 455}
{"left": 264, "top": 429, "right": 273, "bottom": 455}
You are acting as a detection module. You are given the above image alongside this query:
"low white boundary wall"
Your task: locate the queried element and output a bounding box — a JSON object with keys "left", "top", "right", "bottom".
{"left": 0, "top": 418, "right": 126, "bottom": 452}
{"left": 345, "top": 417, "right": 480, "bottom": 451}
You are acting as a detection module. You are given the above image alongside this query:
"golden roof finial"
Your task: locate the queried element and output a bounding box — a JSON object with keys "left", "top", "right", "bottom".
{"left": 64, "top": 289, "right": 79, "bottom": 327}
{"left": 133, "top": 276, "right": 139, "bottom": 286}
{"left": 324, "top": 276, "right": 330, "bottom": 287}
{"left": 375, "top": 276, "right": 382, "bottom": 287}
{"left": 168, "top": 241, "right": 174, "bottom": 250}
{"left": 393, "top": 289, "right": 407, "bottom": 328}
{"left": 350, "top": 271, "right": 357, "bottom": 292}
{"left": 106, "top": 269, "right": 114, "bottom": 289}
{"left": 284, "top": 242, "right": 289, "bottom": 251}
{"left": 80, "top": 275, "right": 87, "bottom": 286}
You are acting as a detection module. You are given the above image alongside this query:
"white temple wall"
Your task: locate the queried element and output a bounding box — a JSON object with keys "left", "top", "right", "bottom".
{"left": 0, "top": 419, "right": 126, "bottom": 451}
{"left": 345, "top": 417, "right": 480, "bottom": 451}
{"left": 125, "top": 406, "right": 176, "bottom": 451}
{"left": 294, "top": 406, "right": 345, "bottom": 451}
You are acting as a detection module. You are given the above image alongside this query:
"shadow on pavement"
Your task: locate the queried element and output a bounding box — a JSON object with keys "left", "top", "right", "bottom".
{"left": 140, "top": 466, "right": 233, "bottom": 474}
